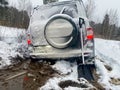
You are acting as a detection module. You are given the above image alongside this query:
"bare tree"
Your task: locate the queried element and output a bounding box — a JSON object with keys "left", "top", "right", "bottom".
{"left": 101, "top": 9, "right": 119, "bottom": 39}
{"left": 107, "top": 9, "right": 118, "bottom": 39}
{"left": 85, "top": 0, "right": 95, "bottom": 20}
{"left": 108, "top": 9, "right": 118, "bottom": 26}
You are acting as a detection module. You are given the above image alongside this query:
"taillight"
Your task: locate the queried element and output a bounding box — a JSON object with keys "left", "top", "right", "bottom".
{"left": 27, "top": 39, "right": 31, "bottom": 45}
{"left": 86, "top": 27, "right": 94, "bottom": 40}
{"left": 27, "top": 34, "right": 31, "bottom": 45}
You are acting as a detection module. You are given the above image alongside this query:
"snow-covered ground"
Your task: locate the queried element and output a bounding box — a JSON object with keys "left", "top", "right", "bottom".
{"left": 0, "top": 26, "right": 27, "bottom": 69}
{"left": 95, "top": 38, "right": 120, "bottom": 90}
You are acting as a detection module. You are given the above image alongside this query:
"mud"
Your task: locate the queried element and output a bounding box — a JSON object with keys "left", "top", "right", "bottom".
{"left": 91, "top": 68, "right": 105, "bottom": 90}
{"left": 23, "top": 61, "right": 58, "bottom": 90}
{"left": 59, "top": 80, "right": 89, "bottom": 88}
{"left": 110, "top": 78, "right": 120, "bottom": 85}
{"left": 0, "top": 60, "right": 105, "bottom": 90}
{"left": 0, "top": 60, "right": 58, "bottom": 90}
{"left": 0, "top": 60, "right": 29, "bottom": 90}
{"left": 104, "top": 65, "right": 112, "bottom": 71}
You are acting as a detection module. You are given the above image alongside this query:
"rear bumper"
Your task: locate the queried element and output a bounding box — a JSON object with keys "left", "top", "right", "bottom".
{"left": 30, "top": 49, "right": 92, "bottom": 59}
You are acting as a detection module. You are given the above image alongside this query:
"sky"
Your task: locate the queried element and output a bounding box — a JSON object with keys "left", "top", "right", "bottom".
{"left": 84, "top": 0, "right": 120, "bottom": 24}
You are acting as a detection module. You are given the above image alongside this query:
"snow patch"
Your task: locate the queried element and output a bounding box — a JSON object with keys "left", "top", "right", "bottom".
{"left": 95, "top": 38, "right": 120, "bottom": 89}
{"left": 0, "top": 41, "right": 19, "bottom": 68}
{"left": 0, "top": 26, "right": 27, "bottom": 69}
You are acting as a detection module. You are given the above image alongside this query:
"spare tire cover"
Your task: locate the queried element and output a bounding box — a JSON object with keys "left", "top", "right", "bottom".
{"left": 44, "top": 14, "right": 78, "bottom": 49}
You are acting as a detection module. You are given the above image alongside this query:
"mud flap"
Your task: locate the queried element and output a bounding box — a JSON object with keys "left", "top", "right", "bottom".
{"left": 77, "top": 64, "right": 95, "bottom": 81}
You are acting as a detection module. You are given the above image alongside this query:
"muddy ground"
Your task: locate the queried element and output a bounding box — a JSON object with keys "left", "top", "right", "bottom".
{"left": 0, "top": 60, "right": 105, "bottom": 90}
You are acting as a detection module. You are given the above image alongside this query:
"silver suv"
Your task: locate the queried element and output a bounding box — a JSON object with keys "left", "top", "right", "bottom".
{"left": 27, "top": 0, "right": 95, "bottom": 63}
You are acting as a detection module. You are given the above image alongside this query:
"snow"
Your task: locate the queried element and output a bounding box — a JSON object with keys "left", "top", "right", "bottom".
{"left": 0, "top": 26, "right": 27, "bottom": 69}
{"left": 95, "top": 38, "right": 120, "bottom": 89}
{"left": 95, "top": 38, "right": 120, "bottom": 78}
{"left": 0, "top": 41, "right": 19, "bottom": 68}
{"left": 0, "top": 26, "right": 26, "bottom": 43}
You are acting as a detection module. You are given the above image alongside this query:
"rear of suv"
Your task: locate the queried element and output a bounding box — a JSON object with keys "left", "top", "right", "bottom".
{"left": 27, "top": 0, "right": 95, "bottom": 63}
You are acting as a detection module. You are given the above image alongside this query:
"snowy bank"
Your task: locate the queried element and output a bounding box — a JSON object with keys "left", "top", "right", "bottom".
{"left": 95, "top": 38, "right": 120, "bottom": 90}
{"left": 0, "top": 26, "right": 27, "bottom": 69}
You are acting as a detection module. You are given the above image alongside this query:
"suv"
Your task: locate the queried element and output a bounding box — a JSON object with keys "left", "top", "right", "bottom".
{"left": 27, "top": 0, "right": 95, "bottom": 64}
